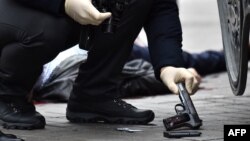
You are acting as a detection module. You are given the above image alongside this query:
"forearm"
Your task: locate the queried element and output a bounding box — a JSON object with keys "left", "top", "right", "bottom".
{"left": 144, "top": 0, "right": 184, "bottom": 80}
{"left": 13, "top": 0, "right": 65, "bottom": 14}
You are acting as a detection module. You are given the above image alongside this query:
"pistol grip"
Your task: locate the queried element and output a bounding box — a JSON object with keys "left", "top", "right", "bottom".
{"left": 163, "top": 113, "right": 190, "bottom": 131}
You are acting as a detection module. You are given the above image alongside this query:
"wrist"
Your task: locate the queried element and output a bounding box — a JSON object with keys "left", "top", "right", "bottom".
{"left": 160, "top": 66, "right": 174, "bottom": 80}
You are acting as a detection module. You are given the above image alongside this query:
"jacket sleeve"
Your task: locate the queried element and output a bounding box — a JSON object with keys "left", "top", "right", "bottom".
{"left": 13, "top": 0, "right": 65, "bottom": 14}
{"left": 144, "top": 0, "right": 185, "bottom": 80}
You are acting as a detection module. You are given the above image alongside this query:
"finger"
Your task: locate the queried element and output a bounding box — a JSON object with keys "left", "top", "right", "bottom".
{"left": 185, "top": 75, "right": 194, "bottom": 95}
{"left": 91, "top": 12, "right": 112, "bottom": 25}
{"left": 98, "top": 12, "right": 112, "bottom": 21}
{"left": 167, "top": 81, "right": 179, "bottom": 94}
{"left": 88, "top": 4, "right": 111, "bottom": 22}
{"left": 186, "top": 68, "right": 201, "bottom": 94}
{"left": 187, "top": 68, "right": 202, "bottom": 82}
{"left": 91, "top": 13, "right": 112, "bottom": 25}
{"left": 190, "top": 77, "right": 200, "bottom": 95}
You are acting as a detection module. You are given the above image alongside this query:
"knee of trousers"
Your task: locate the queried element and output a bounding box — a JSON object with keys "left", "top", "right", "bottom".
{"left": 0, "top": 25, "right": 69, "bottom": 89}
{"left": 0, "top": 22, "right": 65, "bottom": 61}
{"left": 14, "top": 23, "right": 79, "bottom": 64}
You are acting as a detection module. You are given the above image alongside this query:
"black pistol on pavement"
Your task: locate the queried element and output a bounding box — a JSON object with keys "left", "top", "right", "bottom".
{"left": 163, "top": 83, "right": 202, "bottom": 131}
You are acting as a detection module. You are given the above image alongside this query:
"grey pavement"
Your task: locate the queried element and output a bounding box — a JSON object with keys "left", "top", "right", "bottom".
{"left": 1, "top": 0, "right": 250, "bottom": 141}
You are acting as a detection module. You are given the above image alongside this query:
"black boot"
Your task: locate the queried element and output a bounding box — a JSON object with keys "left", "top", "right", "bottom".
{"left": 0, "top": 97, "right": 45, "bottom": 130}
{"left": 67, "top": 97, "right": 155, "bottom": 124}
{"left": 0, "top": 130, "right": 24, "bottom": 141}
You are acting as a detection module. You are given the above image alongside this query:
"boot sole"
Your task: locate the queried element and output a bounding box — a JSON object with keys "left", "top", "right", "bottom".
{"left": 66, "top": 110, "right": 155, "bottom": 125}
{"left": 0, "top": 120, "right": 45, "bottom": 130}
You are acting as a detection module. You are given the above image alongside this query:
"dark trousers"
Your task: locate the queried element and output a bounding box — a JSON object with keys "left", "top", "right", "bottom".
{"left": 0, "top": 0, "right": 154, "bottom": 100}
{"left": 72, "top": 0, "right": 183, "bottom": 101}
{"left": 72, "top": 0, "right": 154, "bottom": 101}
{"left": 0, "top": 0, "right": 80, "bottom": 96}
{"left": 130, "top": 45, "right": 226, "bottom": 76}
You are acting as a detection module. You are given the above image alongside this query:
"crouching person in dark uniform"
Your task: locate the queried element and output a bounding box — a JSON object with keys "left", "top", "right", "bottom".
{"left": 0, "top": 0, "right": 199, "bottom": 130}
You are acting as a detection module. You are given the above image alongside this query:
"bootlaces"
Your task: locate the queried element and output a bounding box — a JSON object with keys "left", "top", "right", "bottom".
{"left": 113, "top": 99, "right": 135, "bottom": 109}
{"left": 8, "top": 99, "right": 35, "bottom": 113}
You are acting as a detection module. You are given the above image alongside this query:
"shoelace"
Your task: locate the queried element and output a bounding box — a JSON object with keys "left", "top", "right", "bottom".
{"left": 8, "top": 99, "right": 35, "bottom": 113}
{"left": 113, "top": 99, "right": 135, "bottom": 109}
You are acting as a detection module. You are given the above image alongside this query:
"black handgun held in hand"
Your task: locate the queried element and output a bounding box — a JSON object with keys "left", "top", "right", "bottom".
{"left": 80, "top": 0, "right": 130, "bottom": 50}
{"left": 92, "top": 0, "right": 130, "bottom": 33}
{"left": 163, "top": 83, "right": 202, "bottom": 131}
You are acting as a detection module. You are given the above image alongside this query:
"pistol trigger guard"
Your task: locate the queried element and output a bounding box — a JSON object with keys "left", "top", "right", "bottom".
{"left": 175, "top": 104, "right": 185, "bottom": 114}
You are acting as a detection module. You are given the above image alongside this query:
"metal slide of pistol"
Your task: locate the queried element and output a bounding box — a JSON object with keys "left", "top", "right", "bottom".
{"left": 163, "top": 83, "right": 202, "bottom": 131}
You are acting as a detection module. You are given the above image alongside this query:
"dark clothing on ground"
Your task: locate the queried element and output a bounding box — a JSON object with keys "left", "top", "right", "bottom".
{"left": 131, "top": 45, "right": 226, "bottom": 76}
{"left": 33, "top": 46, "right": 226, "bottom": 102}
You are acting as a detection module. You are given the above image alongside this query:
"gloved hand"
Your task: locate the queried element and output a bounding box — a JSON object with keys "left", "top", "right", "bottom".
{"left": 187, "top": 68, "right": 202, "bottom": 83}
{"left": 160, "top": 66, "right": 200, "bottom": 95}
{"left": 65, "top": 0, "right": 112, "bottom": 25}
